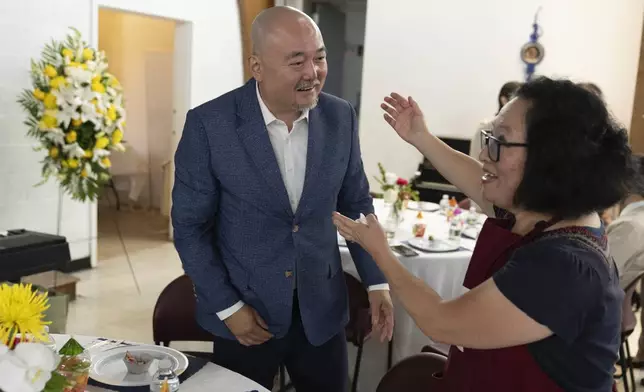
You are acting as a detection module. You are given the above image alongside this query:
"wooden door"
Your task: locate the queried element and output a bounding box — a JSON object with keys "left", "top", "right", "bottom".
{"left": 630, "top": 15, "right": 644, "bottom": 155}
{"left": 238, "top": 0, "right": 274, "bottom": 82}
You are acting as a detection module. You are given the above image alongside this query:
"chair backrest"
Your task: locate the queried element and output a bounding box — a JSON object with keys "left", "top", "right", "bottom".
{"left": 344, "top": 272, "right": 372, "bottom": 345}
{"left": 622, "top": 272, "right": 644, "bottom": 334}
{"left": 376, "top": 352, "right": 447, "bottom": 392}
{"left": 152, "top": 274, "right": 214, "bottom": 344}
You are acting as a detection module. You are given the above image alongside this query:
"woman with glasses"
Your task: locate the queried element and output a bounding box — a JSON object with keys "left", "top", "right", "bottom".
{"left": 333, "top": 77, "right": 633, "bottom": 391}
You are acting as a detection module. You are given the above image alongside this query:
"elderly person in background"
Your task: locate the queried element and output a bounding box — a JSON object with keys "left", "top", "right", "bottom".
{"left": 334, "top": 77, "right": 633, "bottom": 391}
{"left": 608, "top": 154, "right": 644, "bottom": 369}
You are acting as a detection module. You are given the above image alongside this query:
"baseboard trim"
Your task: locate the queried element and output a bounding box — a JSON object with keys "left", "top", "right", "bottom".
{"left": 62, "top": 257, "right": 92, "bottom": 273}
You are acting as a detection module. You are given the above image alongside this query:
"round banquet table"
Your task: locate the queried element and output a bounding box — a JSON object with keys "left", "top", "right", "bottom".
{"left": 51, "top": 334, "right": 269, "bottom": 392}
{"left": 340, "top": 199, "right": 485, "bottom": 363}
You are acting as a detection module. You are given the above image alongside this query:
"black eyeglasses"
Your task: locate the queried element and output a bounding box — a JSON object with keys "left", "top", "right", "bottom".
{"left": 480, "top": 130, "right": 528, "bottom": 162}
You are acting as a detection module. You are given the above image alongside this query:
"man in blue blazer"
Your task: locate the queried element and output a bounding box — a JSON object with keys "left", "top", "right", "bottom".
{"left": 172, "top": 6, "right": 392, "bottom": 391}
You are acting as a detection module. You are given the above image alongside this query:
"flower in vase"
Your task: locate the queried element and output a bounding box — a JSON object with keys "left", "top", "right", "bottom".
{"left": 384, "top": 172, "right": 398, "bottom": 186}
{"left": 0, "top": 342, "right": 60, "bottom": 392}
{"left": 383, "top": 188, "right": 398, "bottom": 203}
{"left": 0, "top": 283, "right": 51, "bottom": 347}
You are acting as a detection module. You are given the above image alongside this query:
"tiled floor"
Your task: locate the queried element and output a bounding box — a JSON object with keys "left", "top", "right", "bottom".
{"left": 66, "top": 204, "right": 644, "bottom": 391}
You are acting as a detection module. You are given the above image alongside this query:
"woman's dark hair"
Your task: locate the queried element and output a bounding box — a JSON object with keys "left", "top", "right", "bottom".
{"left": 630, "top": 154, "right": 644, "bottom": 197}
{"left": 578, "top": 82, "right": 603, "bottom": 98}
{"left": 498, "top": 81, "right": 523, "bottom": 114}
{"left": 512, "top": 77, "right": 635, "bottom": 219}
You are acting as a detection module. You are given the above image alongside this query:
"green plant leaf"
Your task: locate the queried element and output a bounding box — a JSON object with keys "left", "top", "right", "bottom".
{"left": 58, "top": 337, "right": 84, "bottom": 356}
{"left": 43, "top": 371, "right": 68, "bottom": 392}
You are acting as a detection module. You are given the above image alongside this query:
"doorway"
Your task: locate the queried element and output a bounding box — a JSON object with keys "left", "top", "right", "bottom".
{"left": 630, "top": 13, "right": 644, "bottom": 155}
{"left": 96, "top": 8, "right": 188, "bottom": 265}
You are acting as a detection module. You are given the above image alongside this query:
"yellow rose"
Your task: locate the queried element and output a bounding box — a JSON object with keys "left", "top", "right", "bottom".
{"left": 42, "top": 113, "right": 58, "bottom": 128}
{"left": 111, "top": 129, "right": 123, "bottom": 144}
{"left": 62, "top": 48, "right": 74, "bottom": 59}
{"left": 101, "top": 157, "right": 111, "bottom": 168}
{"left": 43, "top": 93, "right": 57, "bottom": 110}
{"left": 91, "top": 82, "right": 106, "bottom": 94}
{"left": 95, "top": 137, "right": 110, "bottom": 150}
{"left": 44, "top": 65, "right": 57, "bottom": 78}
{"left": 84, "top": 150, "right": 93, "bottom": 159}
{"left": 72, "top": 118, "right": 83, "bottom": 127}
{"left": 83, "top": 48, "right": 94, "bottom": 61}
{"left": 81, "top": 169, "right": 88, "bottom": 178}
{"left": 33, "top": 89, "right": 46, "bottom": 101}
{"left": 49, "top": 147, "right": 59, "bottom": 158}
{"left": 65, "top": 130, "right": 77, "bottom": 144}
{"left": 107, "top": 105, "right": 117, "bottom": 121}
{"left": 67, "top": 159, "right": 79, "bottom": 169}
{"left": 50, "top": 76, "right": 66, "bottom": 89}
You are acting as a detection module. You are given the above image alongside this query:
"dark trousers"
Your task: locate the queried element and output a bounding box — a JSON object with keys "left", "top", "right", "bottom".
{"left": 212, "top": 295, "right": 348, "bottom": 392}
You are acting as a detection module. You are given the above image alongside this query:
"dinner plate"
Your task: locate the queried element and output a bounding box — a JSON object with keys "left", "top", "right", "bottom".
{"left": 90, "top": 345, "right": 189, "bottom": 387}
{"left": 406, "top": 237, "right": 460, "bottom": 253}
{"left": 406, "top": 201, "right": 440, "bottom": 212}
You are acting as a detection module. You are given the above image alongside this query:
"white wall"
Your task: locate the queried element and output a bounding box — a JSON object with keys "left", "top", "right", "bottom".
{"left": 0, "top": 0, "right": 243, "bottom": 265}
{"left": 359, "top": 0, "right": 644, "bottom": 192}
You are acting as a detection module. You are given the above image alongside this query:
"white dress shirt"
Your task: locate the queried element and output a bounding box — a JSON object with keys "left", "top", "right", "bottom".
{"left": 216, "top": 84, "right": 388, "bottom": 320}
{"left": 607, "top": 199, "right": 644, "bottom": 289}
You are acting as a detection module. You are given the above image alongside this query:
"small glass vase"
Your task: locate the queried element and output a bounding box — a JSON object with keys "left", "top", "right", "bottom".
{"left": 57, "top": 348, "right": 91, "bottom": 392}
{"left": 383, "top": 204, "right": 403, "bottom": 240}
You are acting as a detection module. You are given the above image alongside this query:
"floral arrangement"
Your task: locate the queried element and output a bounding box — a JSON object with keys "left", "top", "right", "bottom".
{"left": 0, "top": 283, "right": 66, "bottom": 392}
{"left": 17, "top": 27, "right": 125, "bottom": 202}
{"left": 374, "top": 162, "right": 419, "bottom": 217}
{"left": 0, "top": 284, "right": 88, "bottom": 392}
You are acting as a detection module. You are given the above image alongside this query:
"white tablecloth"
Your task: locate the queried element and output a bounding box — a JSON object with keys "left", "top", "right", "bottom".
{"left": 340, "top": 200, "right": 483, "bottom": 362}
{"left": 51, "top": 334, "right": 269, "bottom": 392}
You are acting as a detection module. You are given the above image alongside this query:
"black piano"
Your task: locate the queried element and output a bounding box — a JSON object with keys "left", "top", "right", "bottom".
{"left": 0, "top": 230, "right": 71, "bottom": 283}
{"left": 412, "top": 137, "right": 471, "bottom": 203}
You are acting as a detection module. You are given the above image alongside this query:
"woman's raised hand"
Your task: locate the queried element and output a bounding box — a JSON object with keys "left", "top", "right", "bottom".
{"left": 381, "top": 93, "right": 427, "bottom": 146}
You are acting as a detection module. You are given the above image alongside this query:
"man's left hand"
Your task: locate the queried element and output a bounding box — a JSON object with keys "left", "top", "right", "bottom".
{"left": 368, "top": 290, "right": 394, "bottom": 342}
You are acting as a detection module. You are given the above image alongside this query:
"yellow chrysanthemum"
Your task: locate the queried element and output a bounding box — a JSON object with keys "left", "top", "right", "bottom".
{"left": 33, "top": 89, "right": 45, "bottom": 101}
{"left": 101, "top": 157, "right": 111, "bottom": 168}
{"left": 83, "top": 150, "right": 93, "bottom": 159}
{"left": 44, "top": 65, "right": 57, "bottom": 78}
{"left": 112, "top": 129, "right": 123, "bottom": 145}
{"left": 83, "top": 48, "right": 94, "bottom": 61}
{"left": 107, "top": 105, "right": 117, "bottom": 121}
{"left": 62, "top": 48, "right": 74, "bottom": 59}
{"left": 65, "top": 130, "right": 77, "bottom": 143}
{"left": 91, "top": 75, "right": 101, "bottom": 84}
{"left": 49, "top": 146, "right": 59, "bottom": 159}
{"left": 0, "top": 283, "right": 50, "bottom": 347}
{"left": 91, "top": 82, "right": 106, "bottom": 94}
{"left": 95, "top": 137, "right": 109, "bottom": 150}
{"left": 67, "top": 159, "right": 79, "bottom": 169}
{"left": 50, "top": 76, "right": 66, "bottom": 89}
{"left": 43, "top": 93, "right": 57, "bottom": 110}
{"left": 81, "top": 169, "right": 88, "bottom": 178}
{"left": 72, "top": 118, "right": 83, "bottom": 127}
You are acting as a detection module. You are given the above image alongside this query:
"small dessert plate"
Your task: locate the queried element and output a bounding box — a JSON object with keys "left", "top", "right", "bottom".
{"left": 90, "top": 345, "right": 188, "bottom": 386}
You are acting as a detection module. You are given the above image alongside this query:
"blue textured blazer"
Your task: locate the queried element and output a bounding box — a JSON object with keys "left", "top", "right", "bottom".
{"left": 171, "top": 79, "right": 386, "bottom": 346}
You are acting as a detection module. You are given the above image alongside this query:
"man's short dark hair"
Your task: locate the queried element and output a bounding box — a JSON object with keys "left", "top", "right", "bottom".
{"left": 512, "top": 77, "right": 635, "bottom": 219}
